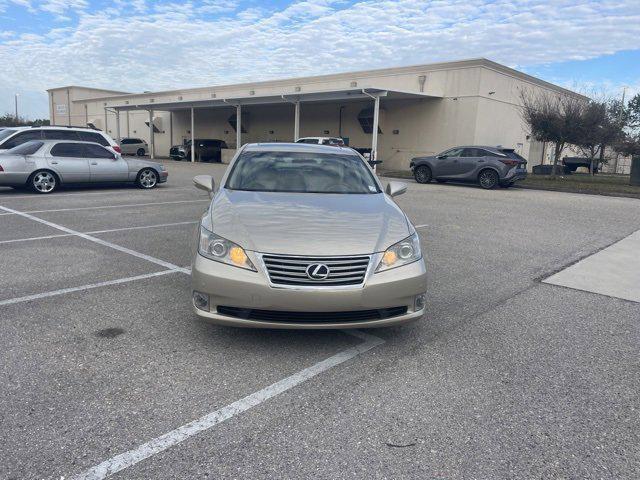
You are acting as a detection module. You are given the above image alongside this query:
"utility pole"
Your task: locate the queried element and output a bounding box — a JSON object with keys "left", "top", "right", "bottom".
{"left": 14, "top": 93, "right": 19, "bottom": 121}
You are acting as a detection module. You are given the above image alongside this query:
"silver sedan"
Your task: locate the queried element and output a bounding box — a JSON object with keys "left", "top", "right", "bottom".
{"left": 0, "top": 140, "right": 168, "bottom": 193}
{"left": 191, "top": 142, "right": 427, "bottom": 329}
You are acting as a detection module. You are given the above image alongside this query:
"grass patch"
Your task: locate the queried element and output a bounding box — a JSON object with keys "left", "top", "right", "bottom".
{"left": 519, "top": 174, "right": 640, "bottom": 199}
{"left": 379, "top": 169, "right": 640, "bottom": 199}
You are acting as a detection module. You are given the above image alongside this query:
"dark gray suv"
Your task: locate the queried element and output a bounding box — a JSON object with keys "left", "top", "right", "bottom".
{"left": 410, "top": 146, "right": 527, "bottom": 189}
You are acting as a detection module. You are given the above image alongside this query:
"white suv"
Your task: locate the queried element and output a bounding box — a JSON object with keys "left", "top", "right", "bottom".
{"left": 295, "top": 137, "right": 345, "bottom": 146}
{"left": 0, "top": 126, "right": 120, "bottom": 154}
{"left": 119, "top": 137, "right": 148, "bottom": 156}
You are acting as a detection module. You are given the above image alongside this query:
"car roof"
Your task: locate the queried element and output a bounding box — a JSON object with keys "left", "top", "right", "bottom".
{"left": 21, "top": 139, "right": 112, "bottom": 147}
{"left": 9, "top": 126, "right": 106, "bottom": 133}
{"left": 453, "top": 145, "right": 511, "bottom": 151}
{"left": 244, "top": 142, "right": 358, "bottom": 155}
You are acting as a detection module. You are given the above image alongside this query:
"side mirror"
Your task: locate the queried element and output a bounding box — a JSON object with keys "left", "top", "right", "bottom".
{"left": 193, "top": 175, "right": 215, "bottom": 198}
{"left": 385, "top": 181, "right": 407, "bottom": 198}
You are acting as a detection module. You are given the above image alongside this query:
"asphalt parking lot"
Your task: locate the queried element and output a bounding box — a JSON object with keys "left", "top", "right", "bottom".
{"left": 1, "top": 160, "right": 640, "bottom": 479}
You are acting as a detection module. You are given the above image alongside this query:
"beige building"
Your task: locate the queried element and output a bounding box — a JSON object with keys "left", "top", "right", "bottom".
{"left": 47, "top": 58, "right": 582, "bottom": 171}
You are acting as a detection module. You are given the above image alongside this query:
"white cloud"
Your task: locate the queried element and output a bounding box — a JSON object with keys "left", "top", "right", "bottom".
{"left": 40, "top": 0, "right": 88, "bottom": 15}
{"left": 1, "top": 0, "right": 639, "bottom": 118}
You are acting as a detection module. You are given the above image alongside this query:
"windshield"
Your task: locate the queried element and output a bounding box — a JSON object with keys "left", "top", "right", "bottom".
{"left": 226, "top": 151, "right": 380, "bottom": 194}
{"left": 7, "top": 140, "right": 44, "bottom": 155}
{"left": 0, "top": 128, "right": 17, "bottom": 142}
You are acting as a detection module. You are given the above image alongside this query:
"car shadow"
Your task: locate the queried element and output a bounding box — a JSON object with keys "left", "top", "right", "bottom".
{"left": 0, "top": 182, "right": 169, "bottom": 196}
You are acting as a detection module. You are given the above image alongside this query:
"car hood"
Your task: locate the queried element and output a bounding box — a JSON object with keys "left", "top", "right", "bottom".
{"left": 207, "top": 189, "right": 411, "bottom": 256}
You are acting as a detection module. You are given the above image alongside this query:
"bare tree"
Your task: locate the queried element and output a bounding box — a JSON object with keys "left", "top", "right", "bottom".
{"left": 614, "top": 133, "right": 640, "bottom": 157}
{"left": 575, "top": 99, "right": 623, "bottom": 175}
{"left": 520, "top": 90, "right": 586, "bottom": 178}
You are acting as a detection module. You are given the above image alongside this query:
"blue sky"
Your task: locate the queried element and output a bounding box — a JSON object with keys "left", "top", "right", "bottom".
{"left": 1, "top": 0, "right": 639, "bottom": 119}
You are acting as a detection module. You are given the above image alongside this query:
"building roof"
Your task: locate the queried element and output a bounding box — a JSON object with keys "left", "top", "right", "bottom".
{"left": 62, "top": 58, "right": 584, "bottom": 108}
{"left": 46, "top": 86, "right": 131, "bottom": 95}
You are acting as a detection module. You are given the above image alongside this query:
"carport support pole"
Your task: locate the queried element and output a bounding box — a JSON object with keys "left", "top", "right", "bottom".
{"left": 115, "top": 110, "right": 121, "bottom": 143}
{"left": 371, "top": 95, "right": 380, "bottom": 173}
{"left": 294, "top": 101, "right": 300, "bottom": 141}
{"left": 149, "top": 109, "right": 155, "bottom": 159}
{"left": 190, "top": 107, "right": 195, "bottom": 163}
{"left": 236, "top": 104, "right": 242, "bottom": 150}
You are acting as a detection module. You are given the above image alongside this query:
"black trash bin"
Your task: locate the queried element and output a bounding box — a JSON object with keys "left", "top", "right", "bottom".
{"left": 631, "top": 156, "right": 640, "bottom": 186}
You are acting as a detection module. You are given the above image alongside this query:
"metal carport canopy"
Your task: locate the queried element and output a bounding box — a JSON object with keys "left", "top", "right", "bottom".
{"left": 108, "top": 87, "right": 435, "bottom": 111}
{"left": 109, "top": 87, "right": 436, "bottom": 162}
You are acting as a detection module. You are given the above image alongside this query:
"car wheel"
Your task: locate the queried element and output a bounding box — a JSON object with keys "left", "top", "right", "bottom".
{"left": 136, "top": 168, "right": 158, "bottom": 189}
{"left": 478, "top": 169, "right": 499, "bottom": 189}
{"left": 137, "top": 148, "right": 145, "bottom": 156}
{"left": 29, "top": 170, "right": 58, "bottom": 194}
{"left": 414, "top": 165, "right": 432, "bottom": 184}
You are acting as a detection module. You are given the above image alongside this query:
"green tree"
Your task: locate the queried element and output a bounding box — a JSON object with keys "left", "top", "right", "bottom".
{"left": 0, "top": 114, "right": 50, "bottom": 127}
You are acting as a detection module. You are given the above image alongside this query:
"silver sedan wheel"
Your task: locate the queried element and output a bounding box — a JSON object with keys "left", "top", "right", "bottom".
{"left": 137, "top": 169, "right": 157, "bottom": 189}
{"left": 32, "top": 171, "right": 57, "bottom": 193}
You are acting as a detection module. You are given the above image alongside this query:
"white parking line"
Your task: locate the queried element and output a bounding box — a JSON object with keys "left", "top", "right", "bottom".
{"left": 0, "top": 199, "right": 208, "bottom": 216}
{"left": 0, "top": 221, "right": 198, "bottom": 246}
{"left": 0, "top": 270, "right": 180, "bottom": 307}
{"left": 0, "top": 206, "right": 190, "bottom": 273}
{"left": 414, "top": 224, "right": 429, "bottom": 229}
{"left": 69, "top": 330, "right": 385, "bottom": 480}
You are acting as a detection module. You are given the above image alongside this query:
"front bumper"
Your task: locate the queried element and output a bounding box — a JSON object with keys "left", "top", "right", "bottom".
{"left": 159, "top": 171, "right": 169, "bottom": 183}
{"left": 191, "top": 253, "right": 427, "bottom": 329}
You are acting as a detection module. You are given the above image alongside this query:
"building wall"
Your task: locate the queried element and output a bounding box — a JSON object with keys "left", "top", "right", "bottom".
{"left": 48, "top": 61, "right": 582, "bottom": 171}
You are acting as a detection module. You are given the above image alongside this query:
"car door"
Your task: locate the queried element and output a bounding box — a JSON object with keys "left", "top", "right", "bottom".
{"left": 84, "top": 143, "right": 129, "bottom": 182}
{"left": 433, "top": 147, "right": 464, "bottom": 178}
{"left": 47, "top": 143, "right": 91, "bottom": 182}
{"left": 457, "top": 148, "right": 483, "bottom": 179}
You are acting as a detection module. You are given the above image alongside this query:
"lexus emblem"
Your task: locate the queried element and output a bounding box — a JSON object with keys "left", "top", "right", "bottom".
{"left": 306, "top": 263, "right": 330, "bottom": 280}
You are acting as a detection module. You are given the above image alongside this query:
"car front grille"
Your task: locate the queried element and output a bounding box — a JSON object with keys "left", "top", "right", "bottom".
{"left": 217, "top": 306, "right": 408, "bottom": 323}
{"left": 261, "top": 254, "right": 371, "bottom": 287}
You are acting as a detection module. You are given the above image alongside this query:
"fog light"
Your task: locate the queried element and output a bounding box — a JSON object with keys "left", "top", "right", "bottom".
{"left": 414, "top": 293, "right": 426, "bottom": 311}
{"left": 193, "top": 291, "right": 210, "bottom": 311}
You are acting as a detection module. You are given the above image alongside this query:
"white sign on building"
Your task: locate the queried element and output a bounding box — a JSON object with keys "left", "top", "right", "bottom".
{"left": 55, "top": 104, "right": 67, "bottom": 114}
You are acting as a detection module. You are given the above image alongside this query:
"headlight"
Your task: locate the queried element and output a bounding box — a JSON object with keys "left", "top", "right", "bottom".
{"left": 198, "top": 224, "right": 256, "bottom": 271}
{"left": 376, "top": 232, "right": 422, "bottom": 272}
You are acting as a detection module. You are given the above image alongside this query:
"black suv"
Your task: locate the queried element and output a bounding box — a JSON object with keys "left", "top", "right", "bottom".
{"left": 170, "top": 139, "right": 228, "bottom": 162}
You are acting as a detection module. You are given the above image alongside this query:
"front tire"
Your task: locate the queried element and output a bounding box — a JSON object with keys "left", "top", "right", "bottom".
{"left": 136, "top": 168, "right": 158, "bottom": 189}
{"left": 414, "top": 165, "right": 432, "bottom": 184}
{"left": 478, "top": 169, "right": 499, "bottom": 189}
{"left": 29, "top": 170, "right": 58, "bottom": 194}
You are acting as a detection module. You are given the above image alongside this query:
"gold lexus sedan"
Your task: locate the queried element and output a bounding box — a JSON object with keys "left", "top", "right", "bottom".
{"left": 191, "top": 142, "right": 427, "bottom": 329}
